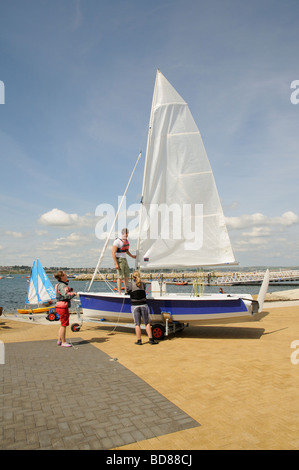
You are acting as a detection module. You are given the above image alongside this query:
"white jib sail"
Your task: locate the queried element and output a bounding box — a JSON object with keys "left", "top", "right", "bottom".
{"left": 137, "top": 70, "right": 235, "bottom": 268}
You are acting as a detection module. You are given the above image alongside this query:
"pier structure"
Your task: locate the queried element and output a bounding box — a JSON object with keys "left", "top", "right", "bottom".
{"left": 213, "top": 270, "right": 299, "bottom": 286}
{"left": 74, "top": 269, "right": 299, "bottom": 286}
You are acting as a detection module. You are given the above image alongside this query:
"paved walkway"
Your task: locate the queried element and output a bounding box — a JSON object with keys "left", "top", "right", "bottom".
{"left": 0, "top": 336, "right": 198, "bottom": 450}
{"left": 1, "top": 301, "right": 299, "bottom": 450}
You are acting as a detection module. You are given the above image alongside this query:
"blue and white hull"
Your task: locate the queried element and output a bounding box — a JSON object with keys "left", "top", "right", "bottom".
{"left": 78, "top": 271, "right": 269, "bottom": 328}
{"left": 78, "top": 291, "right": 258, "bottom": 325}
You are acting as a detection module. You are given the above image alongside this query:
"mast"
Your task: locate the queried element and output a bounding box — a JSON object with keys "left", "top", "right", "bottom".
{"left": 135, "top": 70, "right": 160, "bottom": 269}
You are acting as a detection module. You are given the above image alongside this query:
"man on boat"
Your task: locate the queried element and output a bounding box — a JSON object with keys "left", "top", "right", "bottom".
{"left": 112, "top": 228, "right": 136, "bottom": 294}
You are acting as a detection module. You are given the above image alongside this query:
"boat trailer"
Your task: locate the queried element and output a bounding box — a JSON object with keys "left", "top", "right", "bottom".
{"left": 70, "top": 308, "right": 188, "bottom": 340}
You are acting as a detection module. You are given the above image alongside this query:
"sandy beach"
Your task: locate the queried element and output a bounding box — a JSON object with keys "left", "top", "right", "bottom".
{"left": 1, "top": 287, "right": 299, "bottom": 450}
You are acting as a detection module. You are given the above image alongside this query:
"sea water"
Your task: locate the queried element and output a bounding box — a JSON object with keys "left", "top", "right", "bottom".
{"left": 0, "top": 272, "right": 298, "bottom": 314}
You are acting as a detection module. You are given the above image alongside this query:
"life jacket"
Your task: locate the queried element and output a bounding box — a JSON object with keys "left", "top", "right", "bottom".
{"left": 116, "top": 238, "right": 129, "bottom": 253}
{"left": 55, "top": 282, "right": 71, "bottom": 308}
{"left": 127, "top": 281, "right": 147, "bottom": 305}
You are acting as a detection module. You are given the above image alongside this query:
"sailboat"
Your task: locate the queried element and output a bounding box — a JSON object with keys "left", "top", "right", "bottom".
{"left": 77, "top": 70, "right": 269, "bottom": 339}
{"left": 17, "top": 259, "right": 57, "bottom": 318}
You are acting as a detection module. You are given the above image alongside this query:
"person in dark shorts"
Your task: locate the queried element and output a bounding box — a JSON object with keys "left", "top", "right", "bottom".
{"left": 127, "top": 270, "right": 158, "bottom": 345}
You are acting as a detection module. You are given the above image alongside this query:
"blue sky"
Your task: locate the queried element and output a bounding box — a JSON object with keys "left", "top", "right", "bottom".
{"left": 0, "top": 0, "right": 299, "bottom": 268}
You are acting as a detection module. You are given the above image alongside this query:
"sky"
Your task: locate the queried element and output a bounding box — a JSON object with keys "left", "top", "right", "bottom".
{"left": 0, "top": 0, "right": 299, "bottom": 269}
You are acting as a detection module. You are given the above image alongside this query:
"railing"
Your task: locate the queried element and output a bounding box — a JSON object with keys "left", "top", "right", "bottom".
{"left": 213, "top": 270, "right": 299, "bottom": 285}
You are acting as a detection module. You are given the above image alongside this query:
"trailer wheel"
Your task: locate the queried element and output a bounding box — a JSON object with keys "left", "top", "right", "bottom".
{"left": 71, "top": 323, "right": 81, "bottom": 332}
{"left": 151, "top": 324, "right": 165, "bottom": 340}
{"left": 47, "top": 312, "right": 57, "bottom": 322}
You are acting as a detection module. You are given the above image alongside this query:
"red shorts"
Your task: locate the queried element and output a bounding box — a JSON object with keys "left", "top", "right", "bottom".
{"left": 56, "top": 306, "right": 70, "bottom": 327}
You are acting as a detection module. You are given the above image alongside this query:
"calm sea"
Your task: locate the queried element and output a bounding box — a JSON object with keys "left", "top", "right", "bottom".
{"left": 0, "top": 271, "right": 298, "bottom": 314}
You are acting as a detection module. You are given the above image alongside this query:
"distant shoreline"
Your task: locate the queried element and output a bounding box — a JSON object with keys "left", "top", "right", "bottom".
{"left": 1, "top": 265, "right": 299, "bottom": 276}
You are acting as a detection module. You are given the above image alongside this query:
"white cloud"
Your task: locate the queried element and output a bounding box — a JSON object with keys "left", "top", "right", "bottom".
{"left": 5, "top": 231, "right": 25, "bottom": 238}
{"left": 37, "top": 232, "right": 94, "bottom": 256}
{"left": 225, "top": 213, "right": 266, "bottom": 230}
{"left": 227, "top": 210, "right": 299, "bottom": 264}
{"left": 241, "top": 227, "right": 271, "bottom": 238}
{"left": 226, "top": 211, "right": 299, "bottom": 230}
{"left": 54, "top": 232, "right": 92, "bottom": 247}
{"left": 38, "top": 208, "right": 94, "bottom": 227}
{"left": 273, "top": 211, "right": 299, "bottom": 226}
{"left": 35, "top": 230, "right": 48, "bottom": 236}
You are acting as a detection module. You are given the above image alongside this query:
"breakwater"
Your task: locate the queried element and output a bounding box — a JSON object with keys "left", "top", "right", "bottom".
{"left": 74, "top": 269, "right": 299, "bottom": 286}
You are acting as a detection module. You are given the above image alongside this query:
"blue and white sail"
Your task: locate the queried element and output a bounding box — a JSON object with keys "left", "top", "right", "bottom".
{"left": 26, "top": 259, "right": 56, "bottom": 305}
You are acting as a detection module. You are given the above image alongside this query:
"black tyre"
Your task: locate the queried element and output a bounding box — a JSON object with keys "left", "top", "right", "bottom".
{"left": 151, "top": 324, "right": 165, "bottom": 340}
{"left": 71, "top": 323, "right": 81, "bottom": 332}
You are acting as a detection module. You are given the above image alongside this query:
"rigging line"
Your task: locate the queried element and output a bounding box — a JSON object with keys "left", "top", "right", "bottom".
{"left": 90, "top": 270, "right": 116, "bottom": 294}
{"left": 107, "top": 292, "right": 127, "bottom": 335}
{"left": 87, "top": 151, "right": 142, "bottom": 292}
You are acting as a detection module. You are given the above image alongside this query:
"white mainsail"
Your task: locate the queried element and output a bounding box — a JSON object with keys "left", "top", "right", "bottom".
{"left": 136, "top": 70, "right": 235, "bottom": 269}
